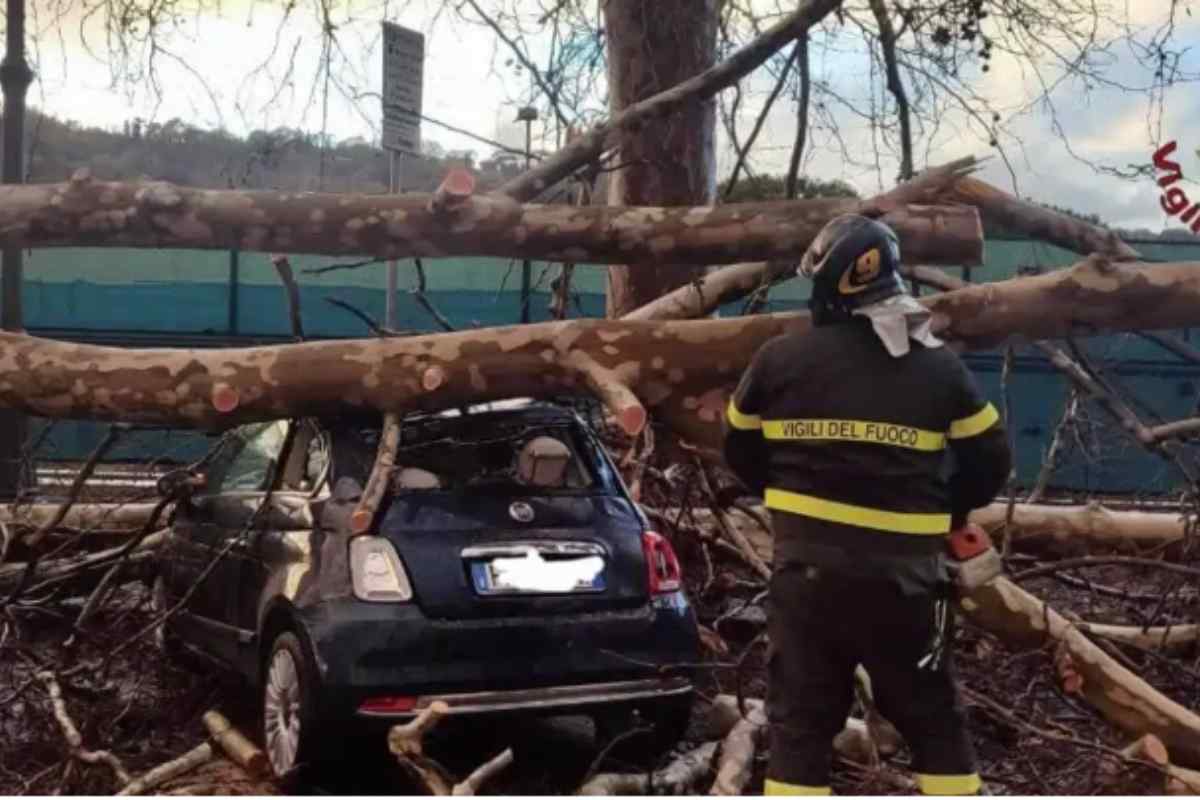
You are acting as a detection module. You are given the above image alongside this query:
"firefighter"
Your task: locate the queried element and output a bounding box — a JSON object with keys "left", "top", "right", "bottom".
{"left": 722, "top": 214, "right": 1011, "bottom": 796}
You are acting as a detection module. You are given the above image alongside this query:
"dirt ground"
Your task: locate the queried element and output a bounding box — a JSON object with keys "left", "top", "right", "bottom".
{"left": 4, "top": 450, "right": 1199, "bottom": 794}
{"left": 3, "top": 551, "right": 1196, "bottom": 795}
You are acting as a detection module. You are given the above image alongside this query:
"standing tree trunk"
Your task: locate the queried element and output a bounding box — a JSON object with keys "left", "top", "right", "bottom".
{"left": 603, "top": 0, "right": 719, "bottom": 318}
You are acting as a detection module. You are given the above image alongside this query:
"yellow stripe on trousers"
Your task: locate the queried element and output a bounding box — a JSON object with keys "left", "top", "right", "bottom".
{"left": 764, "top": 488, "right": 951, "bottom": 535}
{"left": 764, "top": 780, "right": 832, "bottom": 796}
{"left": 917, "top": 773, "right": 982, "bottom": 795}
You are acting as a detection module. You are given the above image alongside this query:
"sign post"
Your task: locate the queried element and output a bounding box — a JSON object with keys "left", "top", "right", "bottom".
{"left": 381, "top": 21, "right": 424, "bottom": 328}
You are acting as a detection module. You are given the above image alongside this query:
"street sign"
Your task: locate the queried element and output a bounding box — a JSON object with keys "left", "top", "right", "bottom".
{"left": 381, "top": 21, "right": 424, "bottom": 155}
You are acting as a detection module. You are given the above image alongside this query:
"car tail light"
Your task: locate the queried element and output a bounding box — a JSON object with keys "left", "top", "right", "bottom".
{"left": 642, "top": 530, "right": 683, "bottom": 594}
{"left": 350, "top": 536, "right": 414, "bottom": 602}
{"left": 358, "top": 695, "right": 418, "bottom": 714}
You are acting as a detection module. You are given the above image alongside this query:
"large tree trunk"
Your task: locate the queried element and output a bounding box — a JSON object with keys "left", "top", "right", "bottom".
{"left": 498, "top": 0, "right": 843, "bottom": 203}
{"left": 972, "top": 502, "right": 1188, "bottom": 553}
{"left": 603, "top": 0, "right": 718, "bottom": 317}
{"left": 624, "top": 165, "right": 1140, "bottom": 322}
{"left": 0, "top": 173, "right": 970, "bottom": 267}
{"left": 1, "top": 258, "right": 1199, "bottom": 448}
{"left": 622, "top": 203, "right": 979, "bottom": 321}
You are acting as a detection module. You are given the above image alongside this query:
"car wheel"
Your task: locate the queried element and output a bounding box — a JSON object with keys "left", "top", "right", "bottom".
{"left": 151, "top": 577, "right": 183, "bottom": 656}
{"left": 262, "top": 631, "right": 318, "bottom": 779}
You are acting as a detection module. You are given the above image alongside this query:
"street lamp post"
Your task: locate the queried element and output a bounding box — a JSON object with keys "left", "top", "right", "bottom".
{"left": 516, "top": 106, "right": 537, "bottom": 324}
{"left": 0, "top": 0, "right": 33, "bottom": 499}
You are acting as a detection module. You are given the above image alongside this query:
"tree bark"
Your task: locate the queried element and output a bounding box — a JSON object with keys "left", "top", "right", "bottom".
{"left": 961, "top": 577, "right": 1200, "bottom": 767}
{"left": 943, "top": 176, "right": 1140, "bottom": 261}
{"left": 578, "top": 741, "right": 719, "bottom": 795}
{"left": 3, "top": 258, "right": 1200, "bottom": 450}
{"left": 117, "top": 743, "right": 213, "bottom": 796}
{"left": 603, "top": 0, "right": 718, "bottom": 317}
{"left": 0, "top": 531, "right": 163, "bottom": 595}
{"left": 623, "top": 156, "right": 984, "bottom": 321}
{"left": 0, "top": 172, "right": 966, "bottom": 268}
{"left": 201, "top": 711, "right": 269, "bottom": 779}
{"left": 971, "top": 502, "right": 1187, "bottom": 553}
{"left": 496, "top": 0, "right": 843, "bottom": 203}
{"left": 1078, "top": 623, "right": 1199, "bottom": 652}
{"left": 0, "top": 501, "right": 162, "bottom": 532}
{"left": 623, "top": 204, "right": 981, "bottom": 321}
{"left": 711, "top": 703, "right": 766, "bottom": 795}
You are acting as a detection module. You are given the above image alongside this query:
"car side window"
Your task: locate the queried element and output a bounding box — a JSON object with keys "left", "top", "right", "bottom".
{"left": 304, "top": 430, "right": 330, "bottom": 490}
{"left": 203, "top": 421, "right": 290, "bottom": 493}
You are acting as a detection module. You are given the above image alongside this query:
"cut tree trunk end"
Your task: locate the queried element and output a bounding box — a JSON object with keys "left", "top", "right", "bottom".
{"left": 201, "top": 710, "right": 269, "bottom": 779}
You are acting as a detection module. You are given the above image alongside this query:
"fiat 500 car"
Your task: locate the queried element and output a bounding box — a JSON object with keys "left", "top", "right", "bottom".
{"left": 155, "top": 400, "right": 700, "bottom": 776}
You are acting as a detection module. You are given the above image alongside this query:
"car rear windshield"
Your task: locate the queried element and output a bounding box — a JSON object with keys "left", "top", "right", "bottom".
{"left": 330, "top": 415, "right": 604, "bottom": 495}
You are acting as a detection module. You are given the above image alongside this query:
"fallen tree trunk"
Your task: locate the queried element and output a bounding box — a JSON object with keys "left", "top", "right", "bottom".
{"left": 1078, "top": 623, "right": 1200, "bottom": 652}
{"left": 202, "top": 711, "right": 268, "bottom": 779}
{"left": 0, "top": 172, "right": 972, "bottom": 267}
{"left": 711, "top": 703, "right": 766, "bottom": 795}
{"left": 623, "top": 204, "right": 980, "bottom": 321}
{"left": 962, "top": 577, "right": 1200, "bottom": 767}
{"left": 1, "top": 257, "right": 1199, "bottom": 450}
{"left": 971, "top": 502, "right": 1188, "bottom": 552}
{"left": 942, "top": 176, "right": 1141, "bottom": 261}
{"left": 0, "top": 531, "right": 163, "bottom": 595}
{"left": 0, "top": 502, "right": 162, "bottom": 533}
{"left": 117, "top": 742, "right": 213, "bottom": 796}
{"left": 624, "top": 157, "right": 984, "bottom": 321}
{"left": 578, "top": 741, "right": 719, "bottom": 795}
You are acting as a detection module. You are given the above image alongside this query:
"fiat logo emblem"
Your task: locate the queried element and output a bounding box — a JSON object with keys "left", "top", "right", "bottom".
{"left": 509, "top": 502, "right": 535, "bottom": 523}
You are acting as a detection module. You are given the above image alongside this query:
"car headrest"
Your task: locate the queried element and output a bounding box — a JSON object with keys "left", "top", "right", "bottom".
{"left": 517, "top": 436, "right": 571, "bottom": 488}
{"left": 396, "top": 467, "right": 442, "bottom": 490}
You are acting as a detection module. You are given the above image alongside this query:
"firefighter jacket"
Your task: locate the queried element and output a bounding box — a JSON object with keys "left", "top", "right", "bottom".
{"left": 722, "top": 320, "right": 1012, "bottom": 589}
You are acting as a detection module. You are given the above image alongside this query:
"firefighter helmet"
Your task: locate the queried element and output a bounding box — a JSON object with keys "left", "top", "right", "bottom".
{"left": 798, "top": 214, "right": 907, "bottom": 325}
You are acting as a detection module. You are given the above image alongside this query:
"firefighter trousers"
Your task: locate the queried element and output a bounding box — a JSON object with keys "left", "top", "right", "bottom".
{"left": 765, "top": 562, "right": 980, "bottom": 796}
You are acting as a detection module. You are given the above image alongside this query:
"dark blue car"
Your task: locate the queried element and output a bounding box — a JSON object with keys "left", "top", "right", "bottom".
{"left": 156, "top": 400, "right": 700, "bottom": 777}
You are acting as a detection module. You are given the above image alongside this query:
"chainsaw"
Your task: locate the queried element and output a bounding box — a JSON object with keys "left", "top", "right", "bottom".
{"left": 946, "top": 522, "right": 1003, "bottom": 592}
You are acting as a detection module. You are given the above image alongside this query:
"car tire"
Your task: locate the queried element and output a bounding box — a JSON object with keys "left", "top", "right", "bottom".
{"left": 594, "top": 694, "right": 694, "bottom": 763}
{"left": 262, "top": 631, "right": 320, "bottom": 780}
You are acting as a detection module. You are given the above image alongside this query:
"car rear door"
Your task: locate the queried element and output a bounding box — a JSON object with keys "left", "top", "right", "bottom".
{"left": 169, "top": 420, "right": 292, "bottom": 664}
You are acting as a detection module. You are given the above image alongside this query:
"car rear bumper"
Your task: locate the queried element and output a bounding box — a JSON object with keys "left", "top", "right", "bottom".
{"left": 294, "top": 593, "right": 700, "bottom": 719}
{"left": 355, "top": 676, "right": 693, "bottom": 718}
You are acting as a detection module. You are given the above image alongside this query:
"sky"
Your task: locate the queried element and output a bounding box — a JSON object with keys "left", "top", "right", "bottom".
{"left": 17, "top": 0, "right": 1200, "bottom": 231}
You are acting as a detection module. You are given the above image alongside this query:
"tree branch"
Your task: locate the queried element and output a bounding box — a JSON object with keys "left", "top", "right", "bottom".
{"left": 494, "top": 0, "right": 844, "bottom": 201}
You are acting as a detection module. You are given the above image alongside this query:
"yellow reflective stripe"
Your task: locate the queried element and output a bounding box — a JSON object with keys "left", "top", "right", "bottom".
{"left": 948, "top": 403, "right": 999, "bottom": 439}
{"left": 762, "top": 418, "right": 946, "bottom": 452}
{"left": 764, "top": 488, "right": 951, "bottom": 535}
{"left": 764, "top": 780, "right": 832, "bottom": 796}
{"left": 727, "top": 400, "right": 762, "bottom": 431}
{"left": 917, "top": 773, "right": 982, "bottom": 795}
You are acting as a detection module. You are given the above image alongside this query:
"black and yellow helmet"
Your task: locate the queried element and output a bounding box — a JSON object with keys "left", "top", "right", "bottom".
{"left": 798, "top": 214, "right": 906, "bottom": 326}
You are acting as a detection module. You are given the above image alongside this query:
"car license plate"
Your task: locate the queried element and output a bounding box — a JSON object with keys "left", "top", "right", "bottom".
{"left": 470, "top": 551, "right": 606, "bottom": 595}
